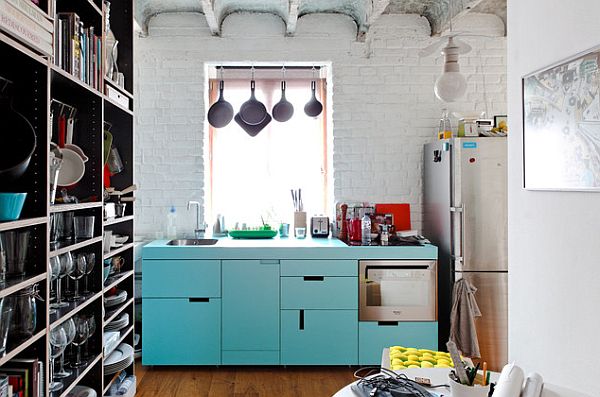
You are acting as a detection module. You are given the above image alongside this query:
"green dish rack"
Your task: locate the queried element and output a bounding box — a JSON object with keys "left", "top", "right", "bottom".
{"left": 228, "top": 230, "right": 278, "bottom": 239}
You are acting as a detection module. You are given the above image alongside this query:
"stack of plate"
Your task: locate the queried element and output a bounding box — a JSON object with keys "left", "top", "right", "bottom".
{"left": 104, "top": 290, "right": 127, "bottom": 308}
{"left": 105, "top": 313, "right": 129, "bottom": 332}
{"left": 66, "top": 385, "right": 97, "bottom": 397}
{"left": 104, "top": 343, "right": 134, "bottom": 375}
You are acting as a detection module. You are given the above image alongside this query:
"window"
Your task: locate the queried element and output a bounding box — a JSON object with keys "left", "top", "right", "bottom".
{"left": 206, "top": 74, "right": 330, "bottom": 227}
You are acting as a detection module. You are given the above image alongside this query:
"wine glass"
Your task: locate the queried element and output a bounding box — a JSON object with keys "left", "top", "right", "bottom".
{"left": 70, "top": 315, "right": 89, "bottom": 368}
{"left": 54, "top": 318, "right": 75, "bottom": 379}
{"left": 52, "top": 253, "right": 73, "bottom": 308}
{"left": 67, "top": 254, "right": 86, "bottom": 301}
{"left": 49, "top": 326, "right": 68, "bottom": 391}
{"left": 48, "top": 257, "right": 60, "bottom": 314}
{"left": 82, "top": 252, "right": 95, "bottom": 296}
{"left": 84, "top": 315, "right": 96, "bottom": 360}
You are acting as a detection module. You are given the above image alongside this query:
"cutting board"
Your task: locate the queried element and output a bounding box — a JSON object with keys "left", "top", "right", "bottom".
{"left": 375, "top": 203, "right": 411, "bottom": 231}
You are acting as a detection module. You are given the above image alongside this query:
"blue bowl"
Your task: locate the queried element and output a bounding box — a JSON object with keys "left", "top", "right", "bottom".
{"left": 0, "top": 193, "right": 27, "bottom": 221}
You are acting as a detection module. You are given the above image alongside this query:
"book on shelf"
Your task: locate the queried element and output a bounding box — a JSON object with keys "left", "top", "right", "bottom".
{"left": 54, "top": 12, "right": 102, "bottom": 90}
{"left": 1, "top": 358, "right": 41, "bottom": 397}
{"left": 0, "top": 0, "right": 53, "bottom": 56}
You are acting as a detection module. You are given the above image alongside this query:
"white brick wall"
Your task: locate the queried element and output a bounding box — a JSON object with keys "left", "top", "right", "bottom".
{"left": 134, "top": 12, "right": 507, "bottom": 238}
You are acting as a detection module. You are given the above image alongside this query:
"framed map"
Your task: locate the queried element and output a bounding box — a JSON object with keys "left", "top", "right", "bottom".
{"left": 523, "top": 46, "right": 600, "bottom": 191}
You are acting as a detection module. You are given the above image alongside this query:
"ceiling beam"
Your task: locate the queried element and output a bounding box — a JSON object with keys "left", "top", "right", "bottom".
{"left": 286, "top": 0, "right": 301, "bottom": 36}
{"left": 357, "top": 0, "right": 390, "bottom": 41}
{"left": 200, "top": 0, "right": 220, "bottom": 36}
{"left": 433, "top": 0, "right": 486, "bottom": 35}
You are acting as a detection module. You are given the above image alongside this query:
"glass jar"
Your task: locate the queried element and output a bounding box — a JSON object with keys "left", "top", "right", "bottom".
{"left": 6, "top": 284, "right": 43, "bottom": 341}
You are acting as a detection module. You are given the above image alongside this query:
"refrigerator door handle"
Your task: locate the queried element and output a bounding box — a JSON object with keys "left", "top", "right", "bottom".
{"left": 450, "top": 205, "right": 464, "bottom": 264}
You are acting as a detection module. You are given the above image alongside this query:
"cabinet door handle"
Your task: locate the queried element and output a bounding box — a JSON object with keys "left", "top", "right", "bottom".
{"left": 303, "top": 276, "right": 324, "bottom": 281}
{"left": 260, "top": 259, "right": 280, "bottom": 264}
{"left": 377, "top": 321, "right": 398, "bottom": 326}
{"left": 189, "top": 298, "right": 210, "bottom": 303}
{"left": 299, "top": 310, "right": 304, "bottom": 330}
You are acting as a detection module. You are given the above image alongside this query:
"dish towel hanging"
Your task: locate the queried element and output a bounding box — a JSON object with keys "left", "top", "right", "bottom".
{"left": 450, "top": 277, "right": 482, "bottom": 358}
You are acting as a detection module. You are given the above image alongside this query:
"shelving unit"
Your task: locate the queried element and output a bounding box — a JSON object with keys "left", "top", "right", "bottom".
{"left": 0, "top": 0, "right": 135, "bottom": 395}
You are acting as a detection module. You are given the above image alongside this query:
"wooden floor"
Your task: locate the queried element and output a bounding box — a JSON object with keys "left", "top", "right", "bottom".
{"left": 135, "top": 361, "right": 357, "bottom": 396}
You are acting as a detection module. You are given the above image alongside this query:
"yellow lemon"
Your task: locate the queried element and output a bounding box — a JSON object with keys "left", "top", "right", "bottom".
{"left": 436, "top": 358, "right": 451, "bottom": 365}
{"left": 422, "top": 352, "right": 434, "bottom": 357}
{"left": 408, "top": 365, "right": 420, "bottom": 369}
{"left": 392, "top": 365, "right": 407, "bottom": 370}
{"left": 421, "top": 361, "right": 434, "bottom": 368}
{"left": 403, "top": 360, "right": 420, "bottom": 366}
{"left": 435, "top": 364, "right": 451, "bottom": 368}
{"left": 419, "top": 356, "right": 437, "bottom": 364}
{"left": 391, "top": 358, "right": 402, "bottom": 366}
{"left": 407, "top": 354, "right": 420, "bottom": 361}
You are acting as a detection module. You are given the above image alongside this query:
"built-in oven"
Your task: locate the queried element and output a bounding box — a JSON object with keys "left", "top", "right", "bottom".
{"left": 359, "top": 260, "right": 437, "bottom": 321}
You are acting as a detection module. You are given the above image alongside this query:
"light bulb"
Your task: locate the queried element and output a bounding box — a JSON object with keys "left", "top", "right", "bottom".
{"left": 434, "top": 71, "right": 467, "bottom": 102}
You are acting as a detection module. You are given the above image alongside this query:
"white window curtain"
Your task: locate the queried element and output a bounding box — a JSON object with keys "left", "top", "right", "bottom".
{"left": 207, "top": 78, "right": 328, "bottom": 227}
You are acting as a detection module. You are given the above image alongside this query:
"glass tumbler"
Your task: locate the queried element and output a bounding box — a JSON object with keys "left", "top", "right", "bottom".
{"left": 73, "top": 216, "right": 95, "bottom": 240}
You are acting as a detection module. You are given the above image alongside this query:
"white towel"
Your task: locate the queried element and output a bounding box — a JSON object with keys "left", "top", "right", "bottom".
{"left": 450, "top": 277, "right": 482, "bottom": 358}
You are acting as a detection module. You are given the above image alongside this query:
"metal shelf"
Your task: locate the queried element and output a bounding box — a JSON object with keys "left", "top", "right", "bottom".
{"left": 0, "top": 273, "right": 47, "bottom": 300}
{"left": 103, "top": 271, "right": 134, "bottom": 293}
{"left": 103, "top": 216, "right": 134, "bottom": 227}
{"left": 0, "top": 217, "right": 47, "bottom": 232}
{"left": 0, "top": 329, "right": 46, "bottom": 367}
{"left": 50, "top": 202, "right": 103, "bottom": 213}
{"left": 103, "top": 243, "right": 134, "bottom": 260}
{"left": 50, "top": 236, "right": 103, "bottom": 258}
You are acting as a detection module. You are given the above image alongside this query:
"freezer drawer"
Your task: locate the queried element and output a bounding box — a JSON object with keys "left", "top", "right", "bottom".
{"left": 458, "top": 271, "right": 508, "bottom": 371}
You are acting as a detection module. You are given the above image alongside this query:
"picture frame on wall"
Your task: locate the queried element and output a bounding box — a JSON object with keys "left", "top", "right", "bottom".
{"left": 522, "top": 45, "right": 600, "bottom": 191}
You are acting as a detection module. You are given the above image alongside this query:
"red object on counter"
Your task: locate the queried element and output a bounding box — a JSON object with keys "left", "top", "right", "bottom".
{"left": 375, "top": 203, "right": 411, "bottom": 231}
{"left": 349, "top": 217, "right": 362, "bottom": 242}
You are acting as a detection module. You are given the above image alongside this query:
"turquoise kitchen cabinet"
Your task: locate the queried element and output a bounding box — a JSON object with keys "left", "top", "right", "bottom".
{"left": 280, "top": 276, "right": 357, "bottom": 309}
{"left": 143, "top": 259, "right": 221, "bottom": 298}
{"left": 359, "top": 321, "right": 438, "bottom": 365}
{"left": 281, "top": 309, "right": 358, "bottom": 365}
{"left": 280, "top": 259, "right": 357, "bottom": 276}
{"left": 222, "top": 260, "right": 280, "bottom": 358}
{"left": 143, "top": 298, "right": 221, "bottom": 365}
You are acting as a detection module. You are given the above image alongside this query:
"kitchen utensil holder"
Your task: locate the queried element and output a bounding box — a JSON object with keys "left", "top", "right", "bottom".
{"left": 293, "top": 211, "right": 307, "bottom": 237}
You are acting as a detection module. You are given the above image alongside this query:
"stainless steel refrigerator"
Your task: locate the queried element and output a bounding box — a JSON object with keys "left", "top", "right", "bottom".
{"left": 423, "top": 137, "right": 507, "bottom": 371}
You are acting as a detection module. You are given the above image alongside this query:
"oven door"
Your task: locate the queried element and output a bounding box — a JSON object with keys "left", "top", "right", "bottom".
{"left": 359, "top": 260, "right": 437, "bottom": 321}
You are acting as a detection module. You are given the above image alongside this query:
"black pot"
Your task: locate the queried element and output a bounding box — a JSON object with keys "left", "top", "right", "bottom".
{"left": 0, "top": 96, "right": 36, "bottom": 182}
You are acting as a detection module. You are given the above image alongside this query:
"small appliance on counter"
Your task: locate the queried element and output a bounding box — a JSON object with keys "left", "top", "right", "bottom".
{"left": 310, "top": 215, "right": 329, "bottom": 237}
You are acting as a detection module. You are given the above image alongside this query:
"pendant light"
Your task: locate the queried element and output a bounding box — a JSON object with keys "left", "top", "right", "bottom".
{"left": 434, "top": 36, "right": 467, "bottom": 102}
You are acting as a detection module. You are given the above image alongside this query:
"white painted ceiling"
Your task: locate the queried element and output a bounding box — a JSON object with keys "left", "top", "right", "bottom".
{"left": 135, "top": 0, "right": 506, "bottom": 37}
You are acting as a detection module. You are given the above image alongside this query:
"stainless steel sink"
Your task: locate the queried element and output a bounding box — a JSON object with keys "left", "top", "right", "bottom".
{"left": 167, "top": 239, "right": 218, "bottom": 246}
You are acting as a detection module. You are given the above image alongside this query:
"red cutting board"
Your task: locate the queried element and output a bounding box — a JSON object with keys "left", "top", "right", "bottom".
{"left": 375, "top": 203, "right": 411, "bottom": 231}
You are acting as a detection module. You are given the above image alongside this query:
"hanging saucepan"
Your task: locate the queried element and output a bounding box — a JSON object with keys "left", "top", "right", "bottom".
{"left": 207, "top": 80, "right": 234, "bottom": 128}
{"left": 56, "top": 113, "right": 87, "bottom": 187}
{"left": 234, "top": 112, "right": 272, "bottom": 137}
{"left": 272, "top": 81, "right": 294, "bottom": 122}
{"left": 0, "top": 93, "right": 37, "bottom": 182}
{"left": 239, "top": 80, "right": 268, "bottom": 125}
{"left": 304, "top": 80, "right": 323, "bottom": 117}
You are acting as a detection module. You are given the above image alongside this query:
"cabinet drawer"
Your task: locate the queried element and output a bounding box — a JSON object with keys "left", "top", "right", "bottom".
{"left": 221, "top": 350, "right": 279, "bottom": 365}
{"left": 281, "top": 310, "right": 357, "bottom": 365}
{"left": 281, "top": 260, "right": 357, "bottom": 277}
{"left": 143, "top": 259, "right": 220, "bottom": 298}
{"left": 358, "top": 321, "right": 438, "bottom": 365}
{"left": 142, "top": 298, "right": 221, "bottom": 365}
{"left": 281, "top": 276, "right": 357, "bottom": 309}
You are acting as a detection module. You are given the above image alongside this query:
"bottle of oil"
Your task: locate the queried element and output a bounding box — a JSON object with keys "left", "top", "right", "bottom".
{"left": 438, "top": 108, "right": 453, "bottom": 139}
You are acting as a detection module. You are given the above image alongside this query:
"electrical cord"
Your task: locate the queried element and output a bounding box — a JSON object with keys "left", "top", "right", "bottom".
{"left": 350, "top": 367, "right": 437, "bottom": 397}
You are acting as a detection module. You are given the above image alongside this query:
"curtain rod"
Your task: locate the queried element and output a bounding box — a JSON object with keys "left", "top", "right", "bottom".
{"left": 218, "top": 66, "right": 322, "bottom": 70}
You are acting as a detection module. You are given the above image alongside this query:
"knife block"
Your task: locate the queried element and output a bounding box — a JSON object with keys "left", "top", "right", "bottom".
{"left": 293, "top": 211, "right": 307, "bottom": 237}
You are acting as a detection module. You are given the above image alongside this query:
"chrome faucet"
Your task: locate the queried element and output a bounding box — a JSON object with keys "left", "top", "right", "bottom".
{"left": 187, "top": 201, "right": 206, "bottom": 239}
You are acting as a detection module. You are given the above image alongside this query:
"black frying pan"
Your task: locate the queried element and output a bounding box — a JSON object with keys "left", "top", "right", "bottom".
{"left": 239, "top": 80, "right": 268, "bottom": 126}
{"left": 235, "top": 112, "right": 271, "bottom": 137}
{"left": 207, "top": 80, "right": 234, "bottom": 128}
{"left": 304, "top": 80, "right": 323, "bottom": 117}
{"left": 0, "top": 96, "right": 36, "bottom": 182}
{"left": 272, "top": 81, "right": 294, "bottom": 122}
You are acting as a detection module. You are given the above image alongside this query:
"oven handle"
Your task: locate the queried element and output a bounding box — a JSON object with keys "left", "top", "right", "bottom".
{"left": 363, "top": 265, "right": 432, "bottom": 279}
